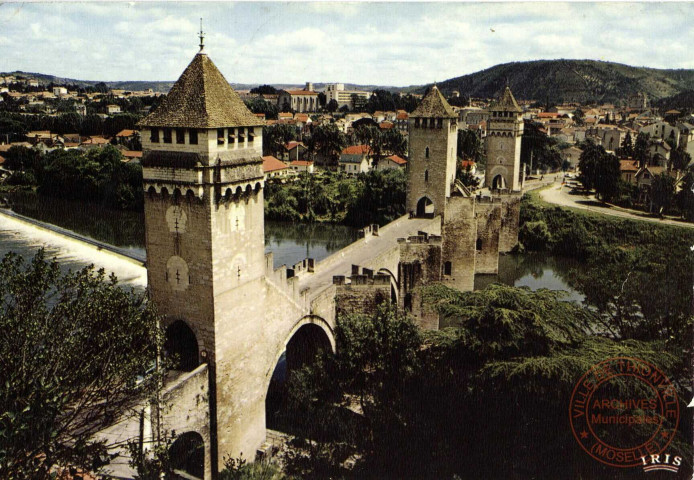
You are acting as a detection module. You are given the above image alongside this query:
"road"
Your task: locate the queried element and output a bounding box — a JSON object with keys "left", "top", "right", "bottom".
{"left": 298, "top": 214, "right": 440, "bottom": 300}
{"left": 539, "top": 180, "right": 694, "bottom": 229}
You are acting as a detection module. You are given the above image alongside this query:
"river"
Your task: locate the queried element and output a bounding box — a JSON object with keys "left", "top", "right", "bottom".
{"left": 1, "top": 191, "right": 584, "bottom": 300}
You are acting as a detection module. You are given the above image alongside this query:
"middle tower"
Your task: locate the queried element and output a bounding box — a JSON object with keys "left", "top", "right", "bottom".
{"left": 406, "top": 86, "right": 458, "bottom": 218}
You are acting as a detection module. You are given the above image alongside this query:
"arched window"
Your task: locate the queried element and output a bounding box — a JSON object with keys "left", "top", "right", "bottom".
{"left": 425, "top": 170, "right": 429, "bottom": 182}
{"left": 170, "top": 432, "right": 204, "bottom": 479}
{"left": 165, "top": 320, "right": 199, "bottom": 372}
{"left": 425, "top": 147, "right": 430, "bottom": 159}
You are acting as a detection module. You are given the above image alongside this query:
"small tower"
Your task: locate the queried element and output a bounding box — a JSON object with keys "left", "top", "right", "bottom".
{"left": 138, "top": 42, "right": 266, "bottom": 475}
{"left": 485, "top": 86, "right": 524, "bottom": 191}
{"left": 406, "top": 86, "right": 458, "bottom": 218}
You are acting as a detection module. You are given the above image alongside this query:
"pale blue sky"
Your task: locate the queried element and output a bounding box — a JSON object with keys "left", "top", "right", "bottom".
{"left": 0, "top": 2, "right": 692, "bottom": 86}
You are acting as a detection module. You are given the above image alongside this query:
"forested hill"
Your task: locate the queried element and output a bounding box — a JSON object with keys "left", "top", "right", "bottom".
{"left": 428, "top": 59, "right": 694, "bottom": 104}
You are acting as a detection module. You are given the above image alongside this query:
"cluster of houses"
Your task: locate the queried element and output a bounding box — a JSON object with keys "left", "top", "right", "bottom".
{"left": 262, "top": 142, "right": 407, "bottom": 180}
{"left": 0, "top": 129, "right": 143, "bottom": 166}
{"left": 0, "top": 74, "right": 160, "bottom": 117}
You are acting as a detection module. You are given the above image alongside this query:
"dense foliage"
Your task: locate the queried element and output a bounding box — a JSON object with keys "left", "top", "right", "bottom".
{"left": 265, "top": 169, "right": 406, "bottom": 227}
{"left": 0, "top": 251, "right": 164, "bottom": 479}
{"left": 520, "top": 120, "right": 563, "bottom": 173}
{"left": 4, "top": 145, "right": 144, "bottom": 210}
{"left": 577, "top": 140, "right": 621, "bottom": 201}
{"left": 281, "top": 285, "right": 691, "bottom": 479}
{"left": 432, "top": 59, "right": 694, "bottom": 105}
{"left": 519, "top": 192, "right": 693, "bottom": 345}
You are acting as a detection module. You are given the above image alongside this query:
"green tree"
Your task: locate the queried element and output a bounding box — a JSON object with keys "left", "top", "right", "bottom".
{"left": 593, "top": 151, "right": 621, "bottom": 201}
{"left": 326, "top": 99, "right": 339, "bottom": 113}
{"left": 619, "top": 130, "right": 634, "bottom": 158}
{"left": 577, "top": 140, "right": 603, "bottom": 191}
{"left": 262, "top": 124, "right": 296, "bottom": 158}
{"left": 0, "top": 251, "right": 164, "bottom": 479}
{"left": 457, "top": 129, "right": 484, "bottom": 163}
{"left": 311, "top": 123, "right": 347, "bottom": 167}
{"left": 634, "top": 131, "right": 651, "bottom": 167}
{"left": 650, "top": 171, "right": 676, "bottom": 215}
{"left": 670, "top": 145, "right": 692, "bottom": 171}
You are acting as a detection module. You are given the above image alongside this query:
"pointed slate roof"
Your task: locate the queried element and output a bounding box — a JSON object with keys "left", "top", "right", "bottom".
{"left": 138, "top": 53, "right": 262, "bottom": 129}
{"left": 490, "top": 86, "right": 522, "bottom": 113}
{"left": 410, "top": 86, "right": 457, "bottom": 118}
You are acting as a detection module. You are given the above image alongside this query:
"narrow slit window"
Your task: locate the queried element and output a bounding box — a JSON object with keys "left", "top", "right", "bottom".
{"left": 189, "top": 129, "right": 198, "bottom": 145}
{"left": 217, "top": 128, "right": 225, "bottom": 146}
{"left": 150, "top": 129, "right": 159, "bottom": 143}
{"left": 163, "top": 128, "right": 172, "bottom": 144}
{"left": 176, "top": 129, "right": 185, "bottom": 144}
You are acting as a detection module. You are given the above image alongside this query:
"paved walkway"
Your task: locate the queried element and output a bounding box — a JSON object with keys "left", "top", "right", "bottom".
{"left": 540, "top": 181, "right": 694, "bottom": 229}
{"left": 298, "top": 214, "right": 440, "bottom": 299}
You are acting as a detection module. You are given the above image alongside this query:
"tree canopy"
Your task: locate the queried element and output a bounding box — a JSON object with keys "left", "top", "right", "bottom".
{"left": 0, "top": 251, "right": 164, "bottom": 479}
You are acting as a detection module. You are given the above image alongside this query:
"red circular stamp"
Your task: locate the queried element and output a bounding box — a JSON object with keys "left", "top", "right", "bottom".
{"left": 569, "top": 357, "right": 679, "bottom": 468}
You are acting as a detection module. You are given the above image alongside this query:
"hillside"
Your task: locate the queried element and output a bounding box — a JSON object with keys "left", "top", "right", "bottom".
{"left": 428, "top": 59, "right": 694, "bottom": 105}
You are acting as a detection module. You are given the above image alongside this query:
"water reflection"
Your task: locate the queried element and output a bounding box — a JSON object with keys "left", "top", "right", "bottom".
{"left": 5, "top": 192, "right": 358, "bottom": 270}
{"left": 475, "top": 254, "right": 585, "bottom": 302}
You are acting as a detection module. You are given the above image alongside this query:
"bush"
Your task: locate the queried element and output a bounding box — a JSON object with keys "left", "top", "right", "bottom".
{"left": 518, "top": 220, "right": 551, "bottom": 251}
{"left": 6, "top": 170, "right": 36, "bottom": 186}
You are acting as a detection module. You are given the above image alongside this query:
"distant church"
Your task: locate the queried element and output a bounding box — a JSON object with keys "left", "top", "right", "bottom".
{"left": 135, "top": 33, "right": 522, "bottom": 479}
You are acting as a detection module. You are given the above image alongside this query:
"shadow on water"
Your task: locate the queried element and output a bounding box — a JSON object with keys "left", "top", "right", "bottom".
{"left": 475, "top": 253, "right": 585, "bottom": 303}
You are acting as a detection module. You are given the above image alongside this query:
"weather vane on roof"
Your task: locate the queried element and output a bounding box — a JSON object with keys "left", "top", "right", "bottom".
{"left": 199, "top": 18, "right": 205, "bottom": 52}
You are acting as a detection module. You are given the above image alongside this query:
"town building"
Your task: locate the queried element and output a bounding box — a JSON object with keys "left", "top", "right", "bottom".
{"left": 339, "top": 144, "right": 372, "bottom": 175}
{"left": 324, "top": 83, "right": 370, "bottom": 110}
{"left": 262, "top": 155, "right": 290, "bottom": 179}
{"left": 277, "top": 88, "right": 319, "bottom": 113}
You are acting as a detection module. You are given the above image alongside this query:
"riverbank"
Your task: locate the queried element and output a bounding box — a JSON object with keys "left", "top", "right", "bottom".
{"left": 538, "top": 181, "right": 694, "bottom": 229}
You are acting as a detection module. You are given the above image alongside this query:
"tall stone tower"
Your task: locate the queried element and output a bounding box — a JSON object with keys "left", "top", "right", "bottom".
{"left": 406, "top": 86, "right": 458, "bottom": 217}
{"left": 139, "top": 44, "right": 266, "bottom": 475}
{"left": 485, "top": 86, "right": 524, "bottom": 191}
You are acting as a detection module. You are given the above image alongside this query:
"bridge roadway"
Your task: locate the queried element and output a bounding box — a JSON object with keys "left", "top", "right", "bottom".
{"left": 297, "top": 214, "right": 441, "bottom": 300}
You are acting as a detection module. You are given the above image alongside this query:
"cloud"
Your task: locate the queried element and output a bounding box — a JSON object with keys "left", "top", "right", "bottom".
{"left": 0, "top": 2, "right": 693, "bottom": 85}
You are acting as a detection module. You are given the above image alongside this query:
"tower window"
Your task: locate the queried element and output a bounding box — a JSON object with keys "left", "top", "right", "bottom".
{"left": 415, "top": 118, "right": 420, "bottom": 128}
{"left": 444, "top": 261, "right": 452, "bottom": 276}
{"left": 476, "top": 238, "right": 483, "bottom": 250}
{"left": 163, "top": 128, "right": 172, "bottom": 144}
{"left": 425, "top": 170, "right": 429, "bottom": 182}
{"left": 248, "top": 127, "right": 255, "bottom": 143}
{"left": 189, "top": 129, "right": 198, "bottom": 145}
{"left": 217, "top": 128, "right": 225, "bottom": 146}
{"left": 176, "top": 129, "right": 185, "bottom": 144}
{"left": 150, "top": 129, "right": 159, "bottom": 143}
{"left": 430, "top": 118, "right": 436, "bottom": 129}
{"left": 437, "top": 118, "right": 443, "bottom": 128}
{"left": 425, "top": 147, "right": 430, "bottom": 159}
{"left": 228, "top": 128, "right": 235, "bottom": 144}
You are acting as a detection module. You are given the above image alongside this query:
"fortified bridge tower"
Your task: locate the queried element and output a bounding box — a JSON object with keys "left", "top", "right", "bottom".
{"left": 138, "top": 42, "right": 336, "bottom": 478}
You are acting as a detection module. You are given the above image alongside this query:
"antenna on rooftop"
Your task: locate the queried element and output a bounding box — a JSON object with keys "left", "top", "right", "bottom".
{"left": 199, "top": 18, "right": 205, "bottom": 53}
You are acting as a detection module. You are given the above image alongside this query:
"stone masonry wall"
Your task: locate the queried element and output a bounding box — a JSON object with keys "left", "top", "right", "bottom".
{"left": 498, "top": 193, "right": 521, "bottom": 252}
{"left": 474, "top": 198, "right": 502, "bottom": 274}
{"left": 334, "top": 274, "right": 391, "bottom": 318}
{"left": 441, "top": 195, "right": 477, "bottom": 292}
{"left": 398, "top": 235, "right": 442, "bottom": 330}
{"left": 407, "top": 118, "right": 457, "bottom": 217}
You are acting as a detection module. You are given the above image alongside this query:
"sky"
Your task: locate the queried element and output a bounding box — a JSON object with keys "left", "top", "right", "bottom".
{"left": 0, "top": 2, "right": 693, "bottom": 87}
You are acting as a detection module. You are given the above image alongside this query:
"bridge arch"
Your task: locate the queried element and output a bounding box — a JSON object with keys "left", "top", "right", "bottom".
{"left": 264, "top": 315, "right": 335, "bottom": 430}
{"left": 169, "top": 431, "right": 205, "bottom": 480}
{"left": 416, "top": 196, "right": 435, "bottom": 218}
{"left": 377, "top": 267, "right": 399, "bottom": 303}
{"left": 164, "top": 320, "right": 200, "bottom": 372}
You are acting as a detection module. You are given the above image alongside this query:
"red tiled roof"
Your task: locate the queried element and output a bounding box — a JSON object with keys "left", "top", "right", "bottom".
{"left": 115, "top": 129, "right": 137, "bottom": 137}
{"left": 537, "top": 112, "right": 559, "bottom": 118}
{"left": 386, "top": 155, "right": 407, "bottom": 165}
{"left": 262, "top": 155, "right": 289, "bottom": 173}
{"left": 291, "top": 160, "right": 313, "bottom": 166}
{"left": 619, "top": 160, "right": 638, "bottom": 172}
{"left": 461, "top": 160, "right": 476, "bottom": 168}
{"left": 285, "top": 141, "right": 305, "bottom": 150}
{"left": 342, "top": 145, "right": 371, "bottom": 155}
{"left": 278, "top": 112, "right": 293, "bottom": 118}
{"left": 396, "top": 112, "right": 408, "bottom": 120}
{"left": 379, "top": 121, "right": 394, "bottom": 129}
{"left": 122, "top": 150, "right": 143, "bottom": 158}
{"left": 294, "top": 114, "right": 309, "bottom": 122}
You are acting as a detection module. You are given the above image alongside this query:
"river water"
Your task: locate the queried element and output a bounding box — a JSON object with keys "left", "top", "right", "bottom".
{"left": 1, "top": 192, "right": 584, "bottom": 300}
